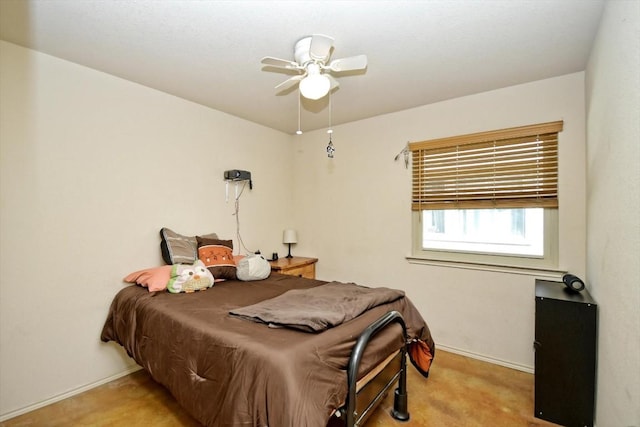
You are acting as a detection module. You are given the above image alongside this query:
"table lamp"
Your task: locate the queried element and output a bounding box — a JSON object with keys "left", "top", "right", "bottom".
{"left": 283, "top": 229, "right": 298, "bottom": 258}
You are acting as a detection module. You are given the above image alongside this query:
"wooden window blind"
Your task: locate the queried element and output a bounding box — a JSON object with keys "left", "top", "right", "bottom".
{"left": 409, "top": 121, "right": 563, "bottom": 211}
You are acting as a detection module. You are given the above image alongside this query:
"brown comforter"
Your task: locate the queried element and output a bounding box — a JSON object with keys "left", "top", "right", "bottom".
{"left": 101, "top": 273, "right": 434, "bottom": 427}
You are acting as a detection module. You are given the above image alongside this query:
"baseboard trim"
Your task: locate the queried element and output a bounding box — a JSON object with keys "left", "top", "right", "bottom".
{"left": 436, "top": 344, "right": 534, "bottom": 374}
{"left": 0, "top": 365, "right": 142, "bottom": 422}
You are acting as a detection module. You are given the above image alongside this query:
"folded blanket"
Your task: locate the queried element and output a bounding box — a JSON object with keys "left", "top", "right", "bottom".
{"left": 229, "top": 281, "right": 405, "bottom": 332}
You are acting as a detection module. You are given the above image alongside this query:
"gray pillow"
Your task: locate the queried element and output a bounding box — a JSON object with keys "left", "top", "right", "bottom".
{"left": 160, "top": 228, "right": 218, "bottom": 264}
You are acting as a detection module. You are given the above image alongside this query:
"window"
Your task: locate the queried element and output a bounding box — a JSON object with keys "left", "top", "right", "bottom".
{"left": 410, "top": 121, "right": 563, "bottom": 270}
{"left": 422, "top": 208, "right": 543, "bottom": 256}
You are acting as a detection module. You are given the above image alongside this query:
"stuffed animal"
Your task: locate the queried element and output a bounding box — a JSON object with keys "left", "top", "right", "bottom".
{"left": 167, "top": 260, "right": 214, "bottom": 293}
{"left": 236, "top": 254, "right": 271, "bottom": 281}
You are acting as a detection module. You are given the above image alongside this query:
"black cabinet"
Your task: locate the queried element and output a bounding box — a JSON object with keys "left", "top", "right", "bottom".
{"left": 534, "top": 279, "right": 597, "bottom": 427}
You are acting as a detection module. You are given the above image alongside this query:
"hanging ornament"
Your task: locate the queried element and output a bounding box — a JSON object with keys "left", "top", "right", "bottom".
{"left": 327, "top": 134, "right": 335, "bottom": 158}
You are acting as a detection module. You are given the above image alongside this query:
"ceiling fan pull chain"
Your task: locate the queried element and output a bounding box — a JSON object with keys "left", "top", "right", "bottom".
{"left": 327, "top": 91, "right": 335, "bottom": 158}
{"left": 296, "top": 91, "right": 303, "bottom": 135}
{"left": 327, "top": 90, "right": 333, "bottom": 134}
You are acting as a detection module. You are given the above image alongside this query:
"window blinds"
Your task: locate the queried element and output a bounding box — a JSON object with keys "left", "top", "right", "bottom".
{"left": 409, "top": 121, "right": 563, "bottom": 211}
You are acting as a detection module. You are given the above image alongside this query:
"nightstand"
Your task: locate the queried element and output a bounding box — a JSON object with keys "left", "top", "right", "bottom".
{"left": 269, "top": 256, "right": 318, "bottom": 279}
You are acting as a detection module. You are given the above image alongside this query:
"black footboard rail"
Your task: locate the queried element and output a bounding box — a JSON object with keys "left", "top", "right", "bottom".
{"left": 338, "top": 310, "right": 410, "bottom": 427}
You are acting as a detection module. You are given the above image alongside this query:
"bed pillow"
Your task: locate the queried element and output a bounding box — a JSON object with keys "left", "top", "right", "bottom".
{"left": 160, "top": 228, "right": 218, "bottom": 264}
{"left": 196, "top": 236, "right": 237, "bottom": 280}
{"left": 124, "top": 265, "right": 173, "bottom": 292}
{"left": 236, "top": 255, "right": 271, "bottom": 281}
{"left": 167, "top": 260, "right": 215, "bottom": 294}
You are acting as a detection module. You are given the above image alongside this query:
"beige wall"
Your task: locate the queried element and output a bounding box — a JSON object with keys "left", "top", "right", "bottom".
{"left": 292, "top": 72, "right": 587, "bottom": 370}
{"left": 0, "top": 41, "right": 596, "bottom": 421}
{"left": 0, "top": 41, "right": 292, "bottom": 417}
{"left": 585, "top": 1, "right": 640, "bottom": 425}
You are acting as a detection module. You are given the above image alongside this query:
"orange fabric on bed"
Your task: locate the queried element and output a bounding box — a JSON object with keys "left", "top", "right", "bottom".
{"left": 409, "top": 339, "right": 435, "bottom": 376}
{"left": 124, "top": 265, "right": 172, "bottom": 292}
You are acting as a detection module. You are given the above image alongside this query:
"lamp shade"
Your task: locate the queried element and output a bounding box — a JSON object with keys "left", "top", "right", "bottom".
{"left": 299, "top": 63, "right": 330, "bottom": 100}
{"left": 283, "top": 229, "right": 298, "bottom": 244}
{"left": 299, "top": 74, "right": 330, "bottom": 100}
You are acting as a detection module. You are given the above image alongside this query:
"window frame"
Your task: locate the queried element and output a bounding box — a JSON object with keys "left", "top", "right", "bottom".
{"left": 409, "top": 121, "right": 563, "bottom": 272}
{"left": 411, "top": 207, "right": 559, "bottom": 270}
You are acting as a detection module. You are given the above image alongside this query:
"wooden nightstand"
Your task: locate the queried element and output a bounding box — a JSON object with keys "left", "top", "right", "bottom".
{"left": 269, "top": 256, "right": 318, "bottom": 279}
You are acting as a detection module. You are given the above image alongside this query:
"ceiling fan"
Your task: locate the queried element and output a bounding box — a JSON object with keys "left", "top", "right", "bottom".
{"left": 261, "top": 34, "right": 368, "bottom": 100}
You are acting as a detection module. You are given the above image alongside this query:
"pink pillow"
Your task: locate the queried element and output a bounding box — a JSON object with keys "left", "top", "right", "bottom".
{"left": 124, "top": 265, "right": 172, "bottom": 292}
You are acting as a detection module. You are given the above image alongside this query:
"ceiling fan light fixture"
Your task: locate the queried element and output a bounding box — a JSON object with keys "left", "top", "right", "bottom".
{"left": 299, "top": 74, "right": 330, "bottom": 100}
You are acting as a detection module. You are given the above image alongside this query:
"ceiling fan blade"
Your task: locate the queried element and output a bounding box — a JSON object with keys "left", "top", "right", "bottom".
{"left": 261, "top": 56, "right": 302, "bottom": 70}
{"left": 309, "top": 34, "right": 334, "bottom": 61}
{"left": 275, "top": 75, "right": 304, "bottom": 91}
{"left": 327, "top": 55, "right": 368, "bottom": 72}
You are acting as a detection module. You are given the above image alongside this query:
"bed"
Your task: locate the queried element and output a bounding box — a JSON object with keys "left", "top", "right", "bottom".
{"left": 101, "top": 272, "right": 435, "bottom": 427}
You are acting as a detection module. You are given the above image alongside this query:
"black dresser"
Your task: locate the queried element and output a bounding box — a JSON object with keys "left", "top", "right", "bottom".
{"left": 534, "top": 279, "right": 597, "bottom": 427}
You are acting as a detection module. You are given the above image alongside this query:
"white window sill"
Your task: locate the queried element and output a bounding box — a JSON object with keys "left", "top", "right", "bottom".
{"left": 406, "top": 256, "right": 566, "bottom": 279}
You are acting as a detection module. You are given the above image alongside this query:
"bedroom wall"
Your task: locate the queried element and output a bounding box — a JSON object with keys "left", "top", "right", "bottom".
{"left": 0, "top": 41, "right": 292, "bottom": 418}
{"left": 585, "top": 1, "right": 640, "bottom": 425}
{"left": 291, "top": 72, "right": 587, "bottom": 371}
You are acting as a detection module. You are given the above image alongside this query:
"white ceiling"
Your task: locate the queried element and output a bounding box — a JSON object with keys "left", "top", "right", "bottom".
{"left": 0, "top": 0, "right": 605, "bottom": 135}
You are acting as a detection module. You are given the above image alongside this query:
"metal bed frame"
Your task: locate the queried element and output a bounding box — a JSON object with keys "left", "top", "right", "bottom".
{"left": 331, "top": 310, "right": 410, "bottom": 427}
